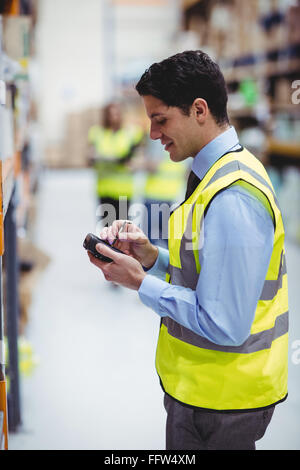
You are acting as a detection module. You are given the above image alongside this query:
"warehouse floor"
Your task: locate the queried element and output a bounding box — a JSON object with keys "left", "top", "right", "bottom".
{"left": 8, "top": 168, "right": 300, "bottom": 450}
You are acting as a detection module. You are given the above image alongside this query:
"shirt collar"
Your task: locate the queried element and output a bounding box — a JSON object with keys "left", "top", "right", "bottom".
{"left": 191, "top": 126, "right": 240, "bottom": 180}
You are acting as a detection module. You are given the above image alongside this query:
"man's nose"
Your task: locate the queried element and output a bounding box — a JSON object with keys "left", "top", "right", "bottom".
{"left": 150, "top": 123, "right": 162, "bottom": 140}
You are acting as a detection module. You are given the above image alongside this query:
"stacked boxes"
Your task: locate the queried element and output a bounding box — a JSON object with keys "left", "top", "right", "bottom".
{"left": 286, "top": 5, "right": 300, "bottom": 45}
{"left": 45, "top": 107, "right": 100, "bottom": 168}
{"left": 185, "top": 0, "right": 298, "bottom": 64}
{"left": 2, "top": 15, "right": 32, "bottom": 61}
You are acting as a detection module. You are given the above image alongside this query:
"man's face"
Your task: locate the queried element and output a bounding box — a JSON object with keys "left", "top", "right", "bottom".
{"left": 142, "top": 95, "right": 201, "bottom": 161}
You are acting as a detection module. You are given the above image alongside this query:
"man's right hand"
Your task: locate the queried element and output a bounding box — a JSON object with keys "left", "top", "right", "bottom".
{"left": 99, "top": 220, "right": 158, "bottom": 270}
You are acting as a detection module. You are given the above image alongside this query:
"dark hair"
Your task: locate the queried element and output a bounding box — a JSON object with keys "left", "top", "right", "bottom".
{"left": 102, "top": 102, "right": 121, "bottom": 129}
{"left": 136, "top": 50, "right": 229, "bottom": 126}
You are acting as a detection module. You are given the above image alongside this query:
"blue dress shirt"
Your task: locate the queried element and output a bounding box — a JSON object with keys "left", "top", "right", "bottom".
{"left": 138, "top": 127, "right": 274, "bottom": 346}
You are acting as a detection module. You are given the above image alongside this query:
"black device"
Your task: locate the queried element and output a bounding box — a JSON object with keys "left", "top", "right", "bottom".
{"left": 83, "top": 233, "right": 125, "bottom": 263}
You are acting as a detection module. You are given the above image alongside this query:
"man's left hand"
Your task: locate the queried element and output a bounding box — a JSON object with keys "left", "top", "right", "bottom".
{"left": 87, "top": 242, "right": 146, "bottom": 291}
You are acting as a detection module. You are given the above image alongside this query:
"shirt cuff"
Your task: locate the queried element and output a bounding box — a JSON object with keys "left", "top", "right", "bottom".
{"left": 144, "top": 246, "right": 169, "bottom": 280}
{"left": 138, "top": 274, "right": 168, "bottom": 317}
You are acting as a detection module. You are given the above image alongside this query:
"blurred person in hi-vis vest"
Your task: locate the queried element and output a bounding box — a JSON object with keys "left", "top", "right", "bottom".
{"left": 88, "top": 102, "right": 144, "bottom": 227}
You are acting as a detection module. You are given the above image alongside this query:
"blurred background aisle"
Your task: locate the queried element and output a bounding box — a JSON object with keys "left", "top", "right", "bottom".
{"left": 8, "top": 168, "right": 166, "bottom": 450}
{"left": 6, "top": 166, "right": 300, "bottom": 450}
{"left": 0, "top": 0, "right": 299, "bottom": 450}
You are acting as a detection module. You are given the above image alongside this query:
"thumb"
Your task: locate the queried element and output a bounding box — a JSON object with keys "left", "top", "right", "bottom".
{"left": 96, "top": 243, "right": 122, "bottom": 263}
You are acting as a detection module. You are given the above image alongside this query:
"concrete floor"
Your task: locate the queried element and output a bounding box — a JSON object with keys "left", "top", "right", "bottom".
{"left": 8, "top": 168, "right": 300, "bottom": 450}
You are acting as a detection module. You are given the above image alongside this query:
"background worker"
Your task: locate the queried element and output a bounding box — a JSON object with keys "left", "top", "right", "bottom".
{"left": 142, "top": 137, "right": 188, "bottom": 248}
{"left": 88, "top": 102, "right": 144, "bottom": 227}
{"left": 87, "top": 50, "right": 289, "bottom": 450}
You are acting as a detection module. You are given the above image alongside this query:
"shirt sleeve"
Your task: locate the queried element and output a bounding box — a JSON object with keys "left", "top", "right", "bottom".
{"left": 138, "top": 186, "right": 274, "bottom": 346}
{"left": 144, "top": 246, "right": 169, "bottom": 279}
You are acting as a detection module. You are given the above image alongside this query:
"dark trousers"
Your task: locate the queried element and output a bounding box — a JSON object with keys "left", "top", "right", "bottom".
{"left": 164, "top": 393, "right": 275, "bottom": 450}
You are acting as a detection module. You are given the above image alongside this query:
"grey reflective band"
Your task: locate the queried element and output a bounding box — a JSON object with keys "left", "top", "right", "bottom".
{"left": 168, "top": 264, "right": 199, "bottom": 289}
{"left": 204, "top": 160, "right": 280, "bottom": 210}
{"left": 260, "top": 252, "right": 287, "bottom": 301}
{"left": 170, "top": 251, "right": 287, "bottom": 299}
{"left": 178, "top": 201, "right": 200, "bottom": 289}
{"left": 162, "top": 310, "right": 289, "bottom": 354}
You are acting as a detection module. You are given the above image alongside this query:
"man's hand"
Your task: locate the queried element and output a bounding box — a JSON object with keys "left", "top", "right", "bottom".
{"left": 99, "top": 220, "right": 158, "bottom": 269}
{"left": 87, "top": 242, "right": 146, "bottom": 290}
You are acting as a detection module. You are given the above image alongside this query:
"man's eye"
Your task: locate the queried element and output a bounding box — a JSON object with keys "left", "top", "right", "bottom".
{"left": 157, "top": 119, "right": 166, "bottom": 125}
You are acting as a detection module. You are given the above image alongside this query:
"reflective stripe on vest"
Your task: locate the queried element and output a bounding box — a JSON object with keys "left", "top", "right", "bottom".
{"left": 156, "top": 147, "right": 289, "bottom": 411}
{"left": 162, "top": 310, "right": 288, "bottom": 354}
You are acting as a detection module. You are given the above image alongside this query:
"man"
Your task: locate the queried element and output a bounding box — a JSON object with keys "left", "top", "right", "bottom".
{"left": 87, "top": 50, "right": 289, "bottom": 450}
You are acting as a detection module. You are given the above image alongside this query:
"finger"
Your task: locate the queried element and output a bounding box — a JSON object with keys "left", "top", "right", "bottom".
{"left": 111, "top": 219, "right": 126, "bottom": 238}
{"left": 88, "top": 253, "right": 112, "bottom": 282}
{"left": 103, "top": 272, "right": 111, "bottom": 282}
{"left": 112, "top": 239, "right": 129, "bottom": 252}
{"left": 106, "top": 225, "right": 117, "bottom": 245}
{"left": 87, "top": 251, "right": 107, "bottom": 270}
{"left": 118, "top": 230, "right": 147, "bottom": 243}
{"left": 99, "top": 226, "right": 109, "bottom": 240}
{"left": 99, "top": 221, "right": 124, "bottom": 245}
{"left": 126, "top": 224, "right": 148, "bottom": 242}
{"left": 99, "top": 226, "right": 119, "bottom": 246}
{"left": 107, "top": 220, "right": 127, "bottom": 244}
{"left": 101, "top": 222, "right": 121, "bottom": 245}
{"left": 127, "top": 222, "right": 143, "bottom": 234}
{"left": 96, "top": 242, "right": 123, "bottom": 263}
{"left": 110, "top": 220, "right": 132, "bottom": 245}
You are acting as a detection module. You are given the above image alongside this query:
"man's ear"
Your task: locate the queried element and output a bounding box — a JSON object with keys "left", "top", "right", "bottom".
{"left": 193, "top": 98, "right": 208, "bottom": 123}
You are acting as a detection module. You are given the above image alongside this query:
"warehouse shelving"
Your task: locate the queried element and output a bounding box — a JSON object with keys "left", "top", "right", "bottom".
{"left": 267, "top": 138, "right": 300, "bottom": 159}
{"left": 0, "top": 0, "right": 37, "bottom": 448}
{"left": 182, "top": 0, "right": 300, "bottom": 164}
{"left": 0, "top": 23, "right": 21, "bottom": 450}
{"left": 223, "top": 58, "right": 300, "bottom": 84}
{"left": 180, "top": 0, "right": 300, "bottom": 247}
{"left": 182, "top": 0, "right": 201, "bottom": 9}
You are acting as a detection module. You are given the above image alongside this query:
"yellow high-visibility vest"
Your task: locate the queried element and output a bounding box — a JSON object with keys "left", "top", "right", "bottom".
{"left": 156, "top": 147, "right": 288, "bottom": 411}
{"left": 144, "top": 152, "right": 187, "bottom": 202}
{"left": 88, "top": 125, "right": 144, "bottom": 199}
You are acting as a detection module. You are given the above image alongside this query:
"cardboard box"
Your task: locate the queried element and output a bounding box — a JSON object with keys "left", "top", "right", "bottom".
{"left": 2, "top": 237, "right": 51, "bottom": 335}
{"left": 17, "top": 237, "right": 51, "bottom": 334}
{"left": 2, "top": 15, "right": 32, "bottom": 60}
{"left": 187, "top": 15, "right": 207, "bottom": 46}
{"left": 275, "top": 78, "right": 293, "bottom": 106}
{"left": 44, "top": 145, "right": 66, "bottom": 168}
{"left": 62, "top": 108, "right": 101, "bottom": 168}
{"left": 62, "top": 140, "right": 88, "bottom": 168}
{"left": 287, "top": 6, "right": 300, "bottom": 44}
{"left": 82, "top": 107, "right": 101, "bottom": 130}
